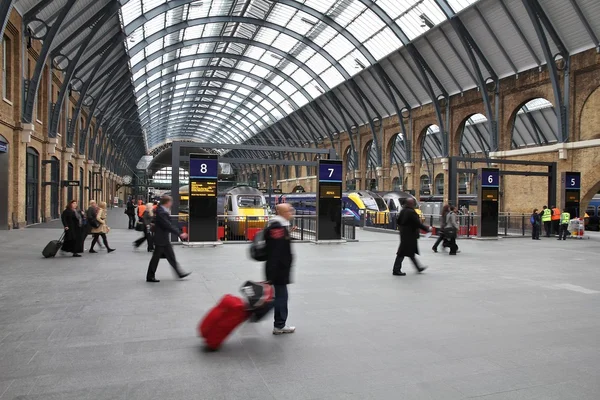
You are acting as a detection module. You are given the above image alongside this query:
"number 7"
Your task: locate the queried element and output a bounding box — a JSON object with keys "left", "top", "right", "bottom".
{"left": 328, "top": 168, "right": 334, "bottom": 178}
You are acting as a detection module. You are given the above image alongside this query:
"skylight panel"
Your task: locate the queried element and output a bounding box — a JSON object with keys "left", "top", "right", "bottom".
{"left": 291, "top": 69, "right": 311, "bottom": 87}
{"left": 271, "top": 34, "right": 297, "bottom": 53}
{"left": 267, "top": 3, "right": 295, "bottom": 27}
{"left": 323, "top": 35, "right": 355, "bottom": 62}
{"left": 346, "top": 9, "right": 385, "bottom": 42}
{"left": 142, "top": 0, "right": 166, "bottom": 14}
{"left": 363, "top": 28, "right": 403, "bottom": 60}
{"left": 143, "top": 14, "right": 166, "bottom": 37}
{"left": 311, "top": 25, "right": 338, "bottom": 48}
{"left": 121, "top": 0, "right": 143, "bottom": 27}
{"left": 304, "top": 52, "right": 331, "bottom": 75}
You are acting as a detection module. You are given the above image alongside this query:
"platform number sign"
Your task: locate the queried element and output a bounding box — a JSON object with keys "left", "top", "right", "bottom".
{"left": 319, "top": 160, "right": 342, "bottom": 182}
{"left": 481, "top": 169, "right": 499, "bottom": 187}
{"left": 189, "top": 154, "right": 218, "bottom": 179}
{"left": 565, "top": 173, "right": 580, "bottom": 190}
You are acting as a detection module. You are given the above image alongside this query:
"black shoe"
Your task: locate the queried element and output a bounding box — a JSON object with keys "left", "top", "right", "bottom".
{"left": 107, "top": 248, "right": 116, "bottom": 253}
{"left": 146, "top": 278, "right": 160, "bottom": 283}
{"left": 449, "top": 253, "right": 457, "bottom": 256}
{"left": 393, "top": 271, "right": 406, "bottom": 276}
{"left": 179, "top": 272, "right": 191, "bottom": 279}
{"left": 432, "top": 248, "right": 438, "bottom": 253}
{"left": 417, "top": 266, "right": 427, "bottom": 274}
{"left": 73, "top": 254, "right": 82, "bottom": 257}
{"left": 89, "top": 249, "right": 97, "bottom": 253}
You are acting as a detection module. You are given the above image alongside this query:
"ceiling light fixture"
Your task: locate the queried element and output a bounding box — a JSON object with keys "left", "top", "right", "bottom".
{"left": 420, "top": 14, "right": 435, "bottom": 29}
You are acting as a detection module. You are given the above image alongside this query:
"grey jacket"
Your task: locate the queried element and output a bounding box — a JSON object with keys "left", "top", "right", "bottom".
{"left": 446, "top": 211, "right": 459, "bottom": 230}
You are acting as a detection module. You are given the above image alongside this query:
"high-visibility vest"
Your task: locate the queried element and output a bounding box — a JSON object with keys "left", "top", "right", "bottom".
{"left": 561, "top": 212, "right": 570, "bottom": 224}
{"left": 551, "top": 208, "right": 560, "bottom": 221}
{"left": 542, "top": 208, "right": 552, "bottom": 222}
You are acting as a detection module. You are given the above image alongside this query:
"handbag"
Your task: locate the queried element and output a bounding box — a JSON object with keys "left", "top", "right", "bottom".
{"left": 135, "top": 222, "right": 145, "bottom": 232}
{"left": 444, "top": 226, "right": 457, "bottom": 239}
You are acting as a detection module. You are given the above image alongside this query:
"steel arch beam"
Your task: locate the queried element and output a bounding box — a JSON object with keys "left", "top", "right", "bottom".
{"left": 133, "top": 53, "right": 313, "bottom": 102}
{"left": 145, "top": 112, "right": 251, "bottom": 143}
{"left": 129, "top": 36, "right": 331, "bottom": 91}
{"left": 145, "top": 114, "right": 248, "bottom": 142}
{"left": 49, "top": 7, "right": 117, "bottom": 142}
{"left": 0, "top": 0, "right": 14, "bottom": 40}
{"left": 522, "top": 0, "right": 570, "bottom": 142}
{"left": 139, "top": 77, "right": 289, "bottom": 122}
{"left": 23, "top": 0, "right": 78, "bottom": 124}
{"left": 127, "top": 16, "right": 351, "bottom": 80}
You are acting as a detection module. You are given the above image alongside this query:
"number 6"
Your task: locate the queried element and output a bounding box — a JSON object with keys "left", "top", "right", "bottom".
{"left": 488, "top": 175, "right": 493, "bottom": 184}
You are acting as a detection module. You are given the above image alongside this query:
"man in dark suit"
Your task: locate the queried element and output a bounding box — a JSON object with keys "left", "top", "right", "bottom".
{"left": 146, "top": 195, "right": 190, "bottom": 283}
{"left": 393, "top": 198, "right": 431, "bottom": 276}
{"left": 265, "top": 203, "right": 295, "bottom": 335}
{"left": 126, "top": 198, "right": 136, "bottom": 229}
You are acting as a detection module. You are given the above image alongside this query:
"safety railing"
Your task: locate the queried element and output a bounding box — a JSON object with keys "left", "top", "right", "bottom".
{"left": 168, "top": 214, "right": 355, "bottom": 242}
{"left": 368, "top": 211, "right": 535, "bottom": 238}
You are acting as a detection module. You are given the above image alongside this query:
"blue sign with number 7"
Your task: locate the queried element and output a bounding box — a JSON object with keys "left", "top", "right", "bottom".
{"left": 319, "top": 160, "right": 342, "bottom": 182}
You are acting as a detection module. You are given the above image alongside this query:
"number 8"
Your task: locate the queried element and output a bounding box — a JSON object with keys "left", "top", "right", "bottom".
{"left": 200, "top": 164, "right": 207, "bottom": 174}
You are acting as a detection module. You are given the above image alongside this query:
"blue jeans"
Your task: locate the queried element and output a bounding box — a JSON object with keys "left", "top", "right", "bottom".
{"left": 274, "top": 285, "right": 288, "bottom": 329}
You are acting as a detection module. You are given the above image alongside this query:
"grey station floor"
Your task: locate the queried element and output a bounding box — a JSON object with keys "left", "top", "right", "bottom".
{"left": 1, "top": 211, "right": 600, "bottom": 400}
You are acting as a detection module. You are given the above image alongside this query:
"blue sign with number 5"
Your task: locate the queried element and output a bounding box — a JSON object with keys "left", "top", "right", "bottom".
{"left": 481, "top": 169, "right": 499, "bottom": 187}
{"left": 565, "top": 173, "right": 580, "bottom": 189}
{"left": 319, "top": 160, "right": 342, "bottom": 182}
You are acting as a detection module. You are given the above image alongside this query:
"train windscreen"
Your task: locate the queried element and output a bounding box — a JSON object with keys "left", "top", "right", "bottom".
{"left": 237, "top": 195, "right": 265, "bottom": 208}
{"left": 362, "top": 197, "right": 380, "bottom": 211}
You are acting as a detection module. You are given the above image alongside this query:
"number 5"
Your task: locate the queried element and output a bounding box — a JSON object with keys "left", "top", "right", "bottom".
{"left": 328, "top": 168, "right": 334, "bottom": 178}
{"left": 571, "top": 178, "right": 575, "bottom": 186}
{"left": 488, "top": 175, "right": 493, "bottom": 184}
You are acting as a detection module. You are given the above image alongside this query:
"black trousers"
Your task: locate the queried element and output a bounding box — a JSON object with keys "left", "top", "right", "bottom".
{"left": 543, "top": 221, "right": 551, "bottom": 237}
{"left": 147, "top": 244, "right": 183, "bottom": 280}
{"left": 432, "top": 233, "right": 445, "bottom": 251}
{"left": 273, "top": 285, "right": 289, "bottom": 329}
{"left": 447, "top": 237, "right": 458, "bottom": 254}
{"left": 393, "top": 254, "right": 422, "bottom": 273}
{"left": 552, "top": 220, "right": 560, "bottom": 235}
{"left": 532, "top": 224, "right": 540, "bottom": 239}
{"left": 560, "top": 223, "right": 569, "bottom": 240}
{"left": 128, "top": 214, "right": 136, "bottom": 229}
{"left": 134, "top": 227, "right": 154, "bottom": 251}
{"left": 91, "top": 233, "right": 109, "bottom": 250}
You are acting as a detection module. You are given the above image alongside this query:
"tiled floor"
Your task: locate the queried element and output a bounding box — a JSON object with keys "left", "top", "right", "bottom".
{"left": 1, "top": 213, "right": 599, "bottom": 399}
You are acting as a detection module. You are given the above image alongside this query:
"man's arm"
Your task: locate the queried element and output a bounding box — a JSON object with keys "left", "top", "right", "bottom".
{"left": 155, "top": 210, "right": 181, "bottom": 236}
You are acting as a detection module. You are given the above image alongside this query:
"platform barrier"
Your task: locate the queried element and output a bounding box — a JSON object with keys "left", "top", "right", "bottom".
{"left": 168, "top": 214, "right": 356, "bottom": 242}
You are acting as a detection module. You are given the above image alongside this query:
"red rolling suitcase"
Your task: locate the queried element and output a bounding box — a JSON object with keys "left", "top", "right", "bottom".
{"left": 198, "top": 295, "right": 248, "bottom": 350}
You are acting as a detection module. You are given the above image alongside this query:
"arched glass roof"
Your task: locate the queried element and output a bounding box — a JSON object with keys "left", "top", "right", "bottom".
{"left": 118, "top": 0, "right": 479, "bottom": 150}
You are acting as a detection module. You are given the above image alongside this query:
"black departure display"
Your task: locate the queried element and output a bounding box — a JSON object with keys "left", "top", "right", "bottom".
{"left": 317, "top": 160, "right": 343, "bottom": 241}
{"left": 562, "top": 171, "right": 581, "bottom": 218}
{"left": 478, "top": 168, "right": 499, "bottom": 237}
{"left": 189, "top": 154, "right": 218, "bottom": 242}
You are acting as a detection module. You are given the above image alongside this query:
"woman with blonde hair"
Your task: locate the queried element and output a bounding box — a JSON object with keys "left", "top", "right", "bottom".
{"left": 133, "top": 202, "right": 155, "bottom": 252}
{"left": 90, "top": 201, "right": 115, "bottom": 253}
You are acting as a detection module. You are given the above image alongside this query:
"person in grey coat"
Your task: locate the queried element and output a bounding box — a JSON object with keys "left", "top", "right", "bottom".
{"left": 392, "top": 198, "right": 431, "bottom": 276}
{"left": 445, "top": 205, "right": 460, "bottom": 255}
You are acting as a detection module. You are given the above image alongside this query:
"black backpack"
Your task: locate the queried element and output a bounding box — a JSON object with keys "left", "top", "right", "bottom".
{"left": 249, "top": 228, "right": 268, "bottom": 261}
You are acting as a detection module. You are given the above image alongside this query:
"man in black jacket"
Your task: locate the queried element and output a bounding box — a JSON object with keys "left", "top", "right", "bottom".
{"left": 393, "top": 198, "right": 431, "bottom": 276}
{"left": 146, "top": 196, "right": 190, "bottom": 283}
{"left": 126, "top": 198, "right": 136, "bottom": 229}
{"left": 265, "top": 203, "right": 295, "bottom": 335}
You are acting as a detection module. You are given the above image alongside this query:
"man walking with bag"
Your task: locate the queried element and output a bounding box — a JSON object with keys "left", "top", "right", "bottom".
{"left": 265, "top": 203, "right": 296, "bottom": 335}
{"left": 146, "top": 196, "right": 191, "bottom": 283}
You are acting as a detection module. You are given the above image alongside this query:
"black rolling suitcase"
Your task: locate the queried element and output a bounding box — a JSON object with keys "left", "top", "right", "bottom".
{"left": 42, "top": 233, "right": 65, "bottom": 258}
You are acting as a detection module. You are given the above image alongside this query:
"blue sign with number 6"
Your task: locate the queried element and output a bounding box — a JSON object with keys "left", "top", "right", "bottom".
{"left": 481, "top": 169, "right": 499, "bottom": 187}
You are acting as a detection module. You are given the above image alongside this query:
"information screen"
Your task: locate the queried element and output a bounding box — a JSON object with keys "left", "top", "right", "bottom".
{"left": 189, "top": 154, "right": 218, "bottom": 179}
{"left": 190, "top": 180, "right": 217, "bottom": 197}
{"left": 482, "top": 188, "right": 499, "bottom": 201}
{"left": 319, "top": 184, "right": 342, "bottom": 199}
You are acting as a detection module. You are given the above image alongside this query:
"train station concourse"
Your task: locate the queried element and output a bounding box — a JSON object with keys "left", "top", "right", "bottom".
{"left": 1, "top": 0, "right": 600, "bottom": 398}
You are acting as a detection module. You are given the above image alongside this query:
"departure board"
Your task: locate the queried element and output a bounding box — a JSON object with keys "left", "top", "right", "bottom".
{"left": 319, "top": 184, "right": 341, "bottom": 199}
{"left": 190, "top": 180, "right": 217, "bottom": 197}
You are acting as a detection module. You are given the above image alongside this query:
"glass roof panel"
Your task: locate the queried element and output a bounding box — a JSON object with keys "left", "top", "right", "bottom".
{"left": 118, "top": 0, "right": 481, "bottom": 149}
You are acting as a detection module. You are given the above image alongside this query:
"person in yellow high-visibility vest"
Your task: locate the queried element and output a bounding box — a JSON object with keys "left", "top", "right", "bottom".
{"left": 541, "top": 205, "right": 552, "bottom": 237}
{"left": 559, "top": 210, "right": 571, "bottom": 240}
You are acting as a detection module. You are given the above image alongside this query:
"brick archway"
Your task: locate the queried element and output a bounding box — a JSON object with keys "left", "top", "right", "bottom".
{"left": 579, "top": 85, "right": 600, "bottom": 141}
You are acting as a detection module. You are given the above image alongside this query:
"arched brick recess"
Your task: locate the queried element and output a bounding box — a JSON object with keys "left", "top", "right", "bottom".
{"left": 451, "top": 105, "right": 486, "bottom": 157}
{"left": 504, "top": 94, "right": 555, "bottom": 150}
{"left": 579, "top": 85, "right": 600, "bottom": 141}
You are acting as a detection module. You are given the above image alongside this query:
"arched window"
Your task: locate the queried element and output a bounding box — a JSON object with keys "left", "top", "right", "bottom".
{"left": 420, "top": 175, "right": 430, "bottom": 195}
{"left": 512, "top": 98, "right": 558, "bottom": 149}
{"left": 435, "top": 173, "right": 444, "bottom": 195}
{"left": 26, "top": 147, "right": 39, "bottom": 224}
{"left": 151, "top": 167, "right": 189, "bottom": 185}
{"left": 392, "top": 177, "right": 401, "bottom": 192}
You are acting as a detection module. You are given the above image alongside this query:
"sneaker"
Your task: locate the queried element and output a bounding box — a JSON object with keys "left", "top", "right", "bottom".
{"left": 273, "top": 326, "right": 296, "bottom": 335}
